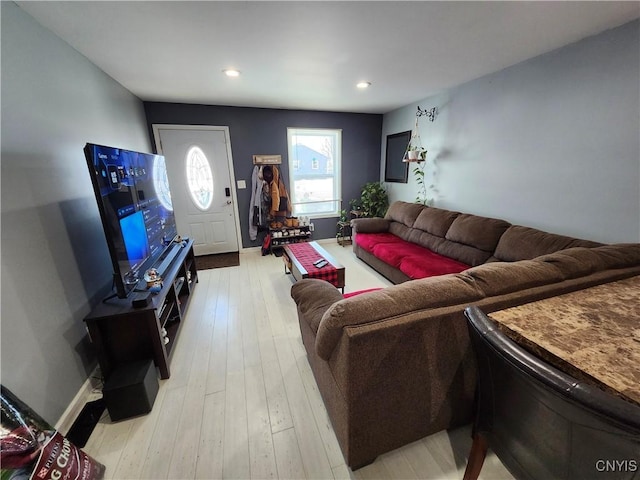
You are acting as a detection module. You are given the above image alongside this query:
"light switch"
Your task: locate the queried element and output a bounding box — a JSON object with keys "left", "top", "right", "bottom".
{"left": 237, "top": 180, "right": 247, "bottom": 189}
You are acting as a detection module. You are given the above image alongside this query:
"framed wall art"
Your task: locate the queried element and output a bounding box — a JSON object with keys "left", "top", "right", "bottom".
{"left": 384, "top": 130, "right": 411, "bottom": 183}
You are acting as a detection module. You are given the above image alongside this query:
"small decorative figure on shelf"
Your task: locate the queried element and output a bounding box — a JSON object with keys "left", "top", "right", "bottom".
{"left": 144, "top": 268, "right": 162, "bottom": 289}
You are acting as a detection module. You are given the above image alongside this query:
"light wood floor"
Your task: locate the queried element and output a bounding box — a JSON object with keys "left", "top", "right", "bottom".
{"left": 83, "top": 241, "right": 513, "bottom": 479}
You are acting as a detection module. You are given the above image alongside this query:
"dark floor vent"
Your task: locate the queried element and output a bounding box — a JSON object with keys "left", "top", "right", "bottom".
{"left": 65, "top": 398, "right": 106, "bottom": 448}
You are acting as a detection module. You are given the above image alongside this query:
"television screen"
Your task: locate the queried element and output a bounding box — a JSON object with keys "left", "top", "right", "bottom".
{"left": 84, "top": 143, "right": 178, "bottom": 298}
{"left": 120, "top": 210, "right": 150, "bottom": 271}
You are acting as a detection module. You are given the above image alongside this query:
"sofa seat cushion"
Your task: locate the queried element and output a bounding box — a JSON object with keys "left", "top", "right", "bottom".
{"left": 400, "top": 252, "right": 470, "bottom": 280}
{"left": 355, "top": 232, "right": 399, "bottom": 253}
{"left": 357, "top": 232, "right": 471, "bottom": 279}
{"left": 372, "top": 239, "right": 430, "bottom": 268}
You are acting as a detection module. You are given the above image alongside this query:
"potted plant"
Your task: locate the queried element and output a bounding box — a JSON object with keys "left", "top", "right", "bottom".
{"left": 406, "top": 145, "right": 427, "bottom": 161}
{"left": 407, "top": 145, "right": 420, "bottom": 161}
{"left": 336, "top": 209, "right": 352, "bottom": 244}
{"left": 336, "top": 209, "right": 349, "bottom": 237}
{"left": 358, "top": 182, "right": 389, "bottom": 218}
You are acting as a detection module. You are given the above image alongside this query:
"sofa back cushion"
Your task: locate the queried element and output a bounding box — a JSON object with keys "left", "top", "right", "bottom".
{"left": 435, "top": 242, "right": 494, "bottom": 267}
{"left": 388, "top": 221, "right": 414, "bottom": 242}
{"left": 463, "top": 260, "right": 566, "bottom": 296}
{"left": 446, "top": 214, "right": 512, "bottom": 252}
{"left": 535, "top": 247, "right": 605, "bottom": 279}
{"left": 407, "top": 230, "right": 446, "bottom": 253}
{"left": 315, "top": 274, "right": 484, "bottom": 360}
{"left": 412, "top": 207, "right": 459, "bottom": 237}
{"left": 493, "top": 225, "right": 602, "bottom": 262}
{"left": 590, "top": 243, "right": 640, "bottom": 269}
{"left": 384, "top": 201, "right": 425, "bottom": 227}
{"left": 427, "top": 214, "right": 511, "bottom": 266}
{"left": 406, "top": 207, "right": 460, "bottom": 252}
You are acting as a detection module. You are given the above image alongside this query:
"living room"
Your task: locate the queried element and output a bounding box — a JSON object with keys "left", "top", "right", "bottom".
{"left": 2, "top": 1, "right": 639, "bottom": 479}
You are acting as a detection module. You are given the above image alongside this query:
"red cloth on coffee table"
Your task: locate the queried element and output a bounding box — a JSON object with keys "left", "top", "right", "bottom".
{"left": 286, "top": 243, "right": 339, "bottom": 287}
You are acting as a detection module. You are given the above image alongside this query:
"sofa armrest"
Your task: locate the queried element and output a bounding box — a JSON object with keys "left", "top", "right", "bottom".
{"left": 351, "top": 217, "right": 390, "bottom": 233}
{"left": 291, "top": 279, "right": 344, "bottom": 336}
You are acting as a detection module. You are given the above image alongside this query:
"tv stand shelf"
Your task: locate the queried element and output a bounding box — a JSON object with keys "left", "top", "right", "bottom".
{"left": 84, "top": 239, "right": 198, "bottom": 380}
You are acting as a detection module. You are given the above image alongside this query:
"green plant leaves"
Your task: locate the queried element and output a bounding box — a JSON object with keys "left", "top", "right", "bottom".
{"left": 357, "top": 182, "right": 389, "bottom": 218}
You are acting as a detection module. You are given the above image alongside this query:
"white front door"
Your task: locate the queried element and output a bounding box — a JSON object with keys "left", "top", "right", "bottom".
{"left": 153, "top": 125, "right": 240, "bottom": 255}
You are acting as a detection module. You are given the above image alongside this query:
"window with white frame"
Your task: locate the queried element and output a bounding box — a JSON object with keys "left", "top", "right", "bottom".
{"left": 287, "top": 128, "right": 341, "bottom": 218}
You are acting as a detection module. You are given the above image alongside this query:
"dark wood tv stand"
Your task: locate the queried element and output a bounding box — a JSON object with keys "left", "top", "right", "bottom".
{"left": 84, "top": 239, "right": 198, "bottom": 380}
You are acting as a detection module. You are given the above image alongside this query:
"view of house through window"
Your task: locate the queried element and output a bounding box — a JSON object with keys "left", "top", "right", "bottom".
{"left": 287, "top": 128, "right": 341, "bottom": 217}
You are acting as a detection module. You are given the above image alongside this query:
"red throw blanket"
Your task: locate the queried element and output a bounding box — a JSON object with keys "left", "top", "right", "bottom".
{"left": 355, "top": 232, "right": 470, "bottom": 279}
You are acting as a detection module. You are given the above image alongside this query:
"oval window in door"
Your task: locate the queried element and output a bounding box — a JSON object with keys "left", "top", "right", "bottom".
{"left": 186, "top": 145, "right": 214, "bottom": 210}
{"left": 153, "top": 155, "right": 173, "bottom": 211}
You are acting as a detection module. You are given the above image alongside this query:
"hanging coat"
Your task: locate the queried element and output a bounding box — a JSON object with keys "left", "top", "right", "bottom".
{"left": 249, "top": 165, "right": 262, "bottom": 241}
{"left": 261, "top": 165, "right": 278, "bottom": 217}
{"left": 270, "top": 165, "right": 292, "bottom": 218}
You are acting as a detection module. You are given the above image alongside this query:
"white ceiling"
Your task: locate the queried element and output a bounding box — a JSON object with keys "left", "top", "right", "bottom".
{"left": 17, "top": 1, "right": 640, "bottom": 114}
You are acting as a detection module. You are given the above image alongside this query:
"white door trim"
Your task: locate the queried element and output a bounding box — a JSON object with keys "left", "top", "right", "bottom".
{"left": 152, "top": 124, "right": 242, "bottom": 253}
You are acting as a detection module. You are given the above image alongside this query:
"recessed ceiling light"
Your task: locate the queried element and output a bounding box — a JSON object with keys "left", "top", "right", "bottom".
{"left": 356, "top": 81, "right": 371, "bottom": 89}
{"left": 224, "top": 69, "right": 241, "bottom": 77}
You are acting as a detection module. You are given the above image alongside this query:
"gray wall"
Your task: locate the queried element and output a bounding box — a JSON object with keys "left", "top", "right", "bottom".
{"left": 383, "top": 20, "right": 640, "bottom": 244}
{"left": 1, "top": 2, "right": 151, "bottom": 423}
{"left": 144, "top": 103, "right": 382, "bottom": 246}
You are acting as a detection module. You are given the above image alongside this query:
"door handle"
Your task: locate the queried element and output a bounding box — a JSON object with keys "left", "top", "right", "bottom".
{"left": 226, "top": 200, "right": 232, "bottom": 205}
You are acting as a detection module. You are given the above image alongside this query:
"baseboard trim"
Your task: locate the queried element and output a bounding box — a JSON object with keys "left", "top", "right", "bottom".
{"left": 315, "top": 237, "right": 337, "bottom": 245}
{"left": 55, "top": 367, "right": 101, "bottom": 435}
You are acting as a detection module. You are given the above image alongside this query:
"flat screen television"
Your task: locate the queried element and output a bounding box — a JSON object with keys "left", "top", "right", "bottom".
{"left": 84, "top": 143, "right": 178, "bottom": 299}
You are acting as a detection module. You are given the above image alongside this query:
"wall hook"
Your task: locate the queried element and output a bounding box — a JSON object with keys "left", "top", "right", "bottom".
{"left": 416, "top": 106, "right": 438, "bottom": 122}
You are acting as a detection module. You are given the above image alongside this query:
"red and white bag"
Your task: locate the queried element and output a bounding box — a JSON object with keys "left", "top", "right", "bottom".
{"left": 1, "top": 385, "right": 105, "bottom": 480}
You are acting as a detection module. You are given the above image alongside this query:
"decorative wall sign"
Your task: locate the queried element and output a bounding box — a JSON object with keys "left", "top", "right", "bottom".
{"left": 253, "top": 154, "right": 282, "bottom": 165}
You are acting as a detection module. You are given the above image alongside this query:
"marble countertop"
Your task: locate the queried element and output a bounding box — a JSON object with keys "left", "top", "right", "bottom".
{"left": 490, "top": 275, "right": 640, "bottom": 406}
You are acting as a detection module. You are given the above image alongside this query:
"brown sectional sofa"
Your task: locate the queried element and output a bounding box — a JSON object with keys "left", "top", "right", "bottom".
{"left": 351, "top": 200, "right": 604, "bottom": 283}
{"left": 290, "top": 201, "right": 640, "bottom": 469}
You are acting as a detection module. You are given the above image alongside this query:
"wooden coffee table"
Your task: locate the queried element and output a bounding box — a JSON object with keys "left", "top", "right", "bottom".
{"left": 283, "top": 241, "right": 345, "bottom": 292}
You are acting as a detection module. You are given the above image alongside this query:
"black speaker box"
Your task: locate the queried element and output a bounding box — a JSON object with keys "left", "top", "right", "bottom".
{"left": 103, "top": 359, "right": 158, "bottom": 421}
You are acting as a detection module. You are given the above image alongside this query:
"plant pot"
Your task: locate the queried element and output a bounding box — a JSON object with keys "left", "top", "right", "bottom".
{"left": 407, "top": 150, "right": 419, "bottom": 160}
